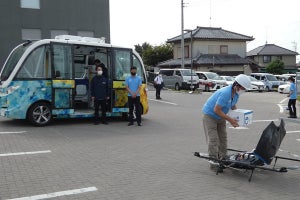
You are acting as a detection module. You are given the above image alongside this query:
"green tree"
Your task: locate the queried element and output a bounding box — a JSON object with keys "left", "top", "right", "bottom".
{"left": 134, "top": 42, "right": 152, "bottom": 57}
{"left": 266, "top": 59, "right": 284, "bottom": 74}
{"left": 135, "top": 42, "right": 173, "bottom": 67}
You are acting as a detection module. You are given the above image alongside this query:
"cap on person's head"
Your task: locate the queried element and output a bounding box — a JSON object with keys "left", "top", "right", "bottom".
{"left": 234, "top": 74, "right": 251, "bottom": 90}
{"left": 130, "top": 66, "right": 137, "bottom": 70}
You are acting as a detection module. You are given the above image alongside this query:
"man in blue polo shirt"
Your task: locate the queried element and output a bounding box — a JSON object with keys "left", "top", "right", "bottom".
{"left": 202, "top": 74, "right": 251, "bottom": 172}
{"left": 125, "top": 66, "right": 142, "bottom": 126}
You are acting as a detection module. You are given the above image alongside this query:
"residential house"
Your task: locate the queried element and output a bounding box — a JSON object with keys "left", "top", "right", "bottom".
{"left": 247, "top": 44, "right": 298, "bottom": 73}
{"left": 157, "top": 26, "right": 254, "bottom": 76}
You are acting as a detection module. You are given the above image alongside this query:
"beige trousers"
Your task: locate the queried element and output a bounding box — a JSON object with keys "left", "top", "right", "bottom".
{"left": 203, "top": 114, "right": 227, "bottom": 159}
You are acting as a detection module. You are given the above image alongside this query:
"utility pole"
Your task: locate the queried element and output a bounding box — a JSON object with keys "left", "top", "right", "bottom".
{"left": 181, "top": 0, "right": 184, "bottom": 69}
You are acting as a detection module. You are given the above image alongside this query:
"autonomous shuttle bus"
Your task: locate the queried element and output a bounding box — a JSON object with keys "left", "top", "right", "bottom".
{"left": 0, "top": 35, "right": 148, "bottom": 126}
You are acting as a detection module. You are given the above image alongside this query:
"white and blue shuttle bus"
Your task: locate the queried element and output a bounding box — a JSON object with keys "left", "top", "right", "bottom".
{"left": 0, "top": 35, "right": 149, "bottom": 126}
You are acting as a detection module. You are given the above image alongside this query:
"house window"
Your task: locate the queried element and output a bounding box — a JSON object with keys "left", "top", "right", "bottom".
{"left": 277, "top": 56, "right": 282, "bottom": 60}
{"left": 177, "top": 46, "right": 189, "bottom": 58}
{"left": 20, "top": 0, "right": 40, "bottom": 9}
{"left": 263, "top": 55, "right": 271, "bottom": 63}
{"left": 51, "top": 30, "right": 69, "bottom": 39}
{"left": 21, "top": 29, "right": 41, "bottom": 40}
{"left": 220, "top": 45, "right": 228, "bottom": 54}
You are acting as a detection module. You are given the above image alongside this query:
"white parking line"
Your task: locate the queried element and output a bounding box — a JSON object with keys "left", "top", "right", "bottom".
{"left": 277, "top": 104, "right": 284, "bottom": 113}
{"left": 148, "top": 98, "right": 178, "bottom": 106}
{"left": 6, "top": 186, "right": 98, "bottom": 200}
{"left": 296, "top": 139, "right": 300, "bottom": 142}
{"left": 0, "top": 131, "right": 27, "bottom": 135}
{"left": 0, "top": 150, "right": 51, "bottom": 157}
{"left": 287, "top": 131, "right": 300, "bottom": 134}
{"left": 252, "top": 119, "right": 279, "bottom": 122}
{"left": 279, "top": 98, "right": 288, "bottom": 104}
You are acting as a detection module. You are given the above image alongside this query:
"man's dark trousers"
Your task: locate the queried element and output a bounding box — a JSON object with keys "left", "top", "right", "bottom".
{"left": 94, "top": 99, "right": 107, "bottom": 122}
{"left": 128, "top": 96, "right": 141, "bottom": 124}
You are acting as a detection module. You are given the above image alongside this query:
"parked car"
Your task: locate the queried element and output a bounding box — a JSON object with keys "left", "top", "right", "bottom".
{"left": 248, "top": 76, "right": 265, "bottom": 92}
{"left": 196, "top": 71, "right": 227, "bottom": 92}
{"left": 275, "top": 75, "right": 289, "bottom": 83}
{"left": 250, "top": 73, "right": 282, "bottom": 92}
{"left": 220, "top": 76, "right": 234, "bottom": 85}
{"left": 278, "top": 84, "right": 290, "bottom": 94}
{"left": 159, "top": 68, "right": 200, "bottom": 90}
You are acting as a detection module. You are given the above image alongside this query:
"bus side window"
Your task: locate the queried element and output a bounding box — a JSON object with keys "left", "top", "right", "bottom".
{"left": 113, "top": 50, "right": 131, "bottom": 80}
{"left": 52, "top": 45, "right": 73, "bottom": 79}
{"left": 16, "top": 45, "right": 49, "bottom": 79}
{"left": 133, "top": 54, "right": 145, "bottom": 82}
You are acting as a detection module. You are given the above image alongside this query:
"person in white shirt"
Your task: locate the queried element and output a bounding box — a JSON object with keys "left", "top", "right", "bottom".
{"left": 154, "top": 74, "right": 164, "bottom": 99}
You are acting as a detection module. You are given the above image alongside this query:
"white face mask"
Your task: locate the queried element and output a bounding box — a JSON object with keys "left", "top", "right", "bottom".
{"left": 97, "top": 71, "right": 103, "bottom": 75}
{"left": 236, "top": 89, "right": 245, "bottom": 95}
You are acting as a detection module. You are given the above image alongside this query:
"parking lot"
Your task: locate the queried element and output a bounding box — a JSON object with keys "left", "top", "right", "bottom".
{"left": 0, "top": 87, "right": 299, "bottom": 200}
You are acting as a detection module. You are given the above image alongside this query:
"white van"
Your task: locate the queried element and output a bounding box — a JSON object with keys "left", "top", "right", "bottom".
{"left": 159, "top": 68, "right": 200, "bottom": 90}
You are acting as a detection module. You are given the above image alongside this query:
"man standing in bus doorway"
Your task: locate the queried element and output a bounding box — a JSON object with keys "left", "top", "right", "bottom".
{"left": 125, "top": 66, "right": 142, "bottom": 126}
{"left": 91, "top": 65, "right": 111, "bottom": 125}
{"left": 154, "top": 74, "right": 164, "bottom": 99}
{"left": 202, "top": 74, "right": 251, "bottom": 172}
{"left": 287, "top": 76, "right": 297, "bottom": 118}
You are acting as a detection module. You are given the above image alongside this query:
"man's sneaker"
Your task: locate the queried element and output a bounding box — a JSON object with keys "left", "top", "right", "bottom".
{"left": 137, "top": 123, "right": 142, "bottom": 126}
{"left": 128, "top": 122, "right": 134, "bottom": 126}
{"left": 102, "top": 121, "right": 108, "bottom": 125}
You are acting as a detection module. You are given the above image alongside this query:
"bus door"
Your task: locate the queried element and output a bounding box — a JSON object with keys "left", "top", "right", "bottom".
{"left": 50, "top": 43, "right": 75, "bottom": 116}
{"left": 111, "top": 48, "right": 133, "bottom": 114}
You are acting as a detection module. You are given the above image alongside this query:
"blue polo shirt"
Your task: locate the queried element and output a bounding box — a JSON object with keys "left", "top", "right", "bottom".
{"left": 125, "top": 75, "right": 142, "bottom": 96}
{"left": 290, "top": 82, "right": 297, "bottom": 99}
{"left": 202, "top": 85, "right": 239, "bottom": 120}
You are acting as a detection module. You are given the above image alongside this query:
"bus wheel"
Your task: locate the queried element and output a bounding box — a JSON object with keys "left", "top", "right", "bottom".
{"left": 27, "top": 102, "right": 52, "bottom": 126}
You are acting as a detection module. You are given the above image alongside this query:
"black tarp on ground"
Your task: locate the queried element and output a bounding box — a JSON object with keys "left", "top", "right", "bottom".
{"left": 254, "top": 119, "right": 286, "bottom": 164}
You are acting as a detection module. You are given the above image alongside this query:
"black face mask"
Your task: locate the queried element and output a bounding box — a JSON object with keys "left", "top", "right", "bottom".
{"left": 131, "top": 72, "right": 136, "bottom": 76}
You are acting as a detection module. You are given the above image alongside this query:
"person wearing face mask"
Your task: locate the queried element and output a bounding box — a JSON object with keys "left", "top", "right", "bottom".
{"left": 91, "top": 65, "right": 111, "bottom": 125}
{"left": 125, "top": 66, "right": 142, "bottom": 126}
{"left": 94, "top": 59, "right": 108, "bottom": 78}
{"left": 287, "top": 76, "right": 297, "bottom": 118}
{"left": 202, "top": 74, "right": 251, "bottom": 172}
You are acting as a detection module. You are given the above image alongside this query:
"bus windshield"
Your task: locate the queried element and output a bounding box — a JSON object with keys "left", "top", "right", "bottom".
{"left": 0, "top": 42, "right": 32, "bottom": 81}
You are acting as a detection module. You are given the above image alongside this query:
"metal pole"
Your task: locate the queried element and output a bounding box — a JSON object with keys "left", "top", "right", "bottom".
{"left": 181, "top": 0, "right": 184, "bottom": 69}
{"left": 190, "top": 31, "right": 193, "bottom": 90}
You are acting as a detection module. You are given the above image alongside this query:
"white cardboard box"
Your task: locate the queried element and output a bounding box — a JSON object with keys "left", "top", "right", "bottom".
{"left": 228, "top": 109, "right": 253, "bottom": 126}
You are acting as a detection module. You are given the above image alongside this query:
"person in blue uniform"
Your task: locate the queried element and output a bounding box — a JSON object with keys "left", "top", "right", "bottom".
{"left": 91, "top": 65, "right": 111, "bottom": 125}
{"left": 287, "top": 76, "right": 297, "bottom": 118}
{"left": 202, "top": 74, "right": 251, "bottom": 171}
{"left": 125, "top": 66, "right": 142, "bottom": 126}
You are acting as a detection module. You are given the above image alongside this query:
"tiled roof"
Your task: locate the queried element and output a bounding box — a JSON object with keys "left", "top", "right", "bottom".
{"left": 247, "top": 44, "right": 298, "bottom": 56}
{"left": 157, "top": 54, "right": 249, "bottom": 67}
{"left": 167, "top": 26, "right": 254, "bottom": 43}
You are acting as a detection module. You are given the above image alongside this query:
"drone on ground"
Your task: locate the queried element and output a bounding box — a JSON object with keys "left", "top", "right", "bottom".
{"left": 194, "top": 119, "right": 300, "bottom": 182}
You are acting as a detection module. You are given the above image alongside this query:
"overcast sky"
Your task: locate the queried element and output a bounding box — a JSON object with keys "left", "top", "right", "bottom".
{"left": 110, "top": 0, "right": 300, "bottom": 62}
